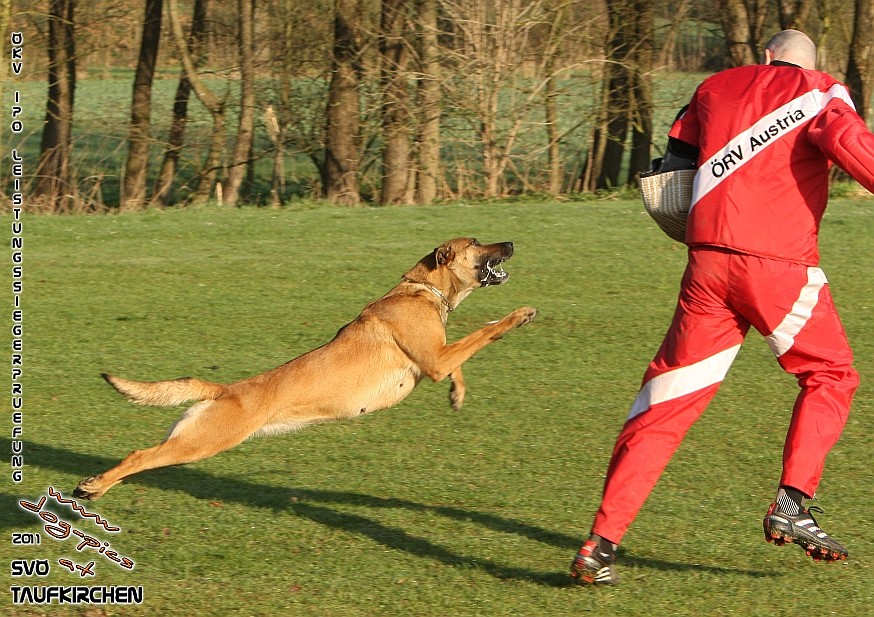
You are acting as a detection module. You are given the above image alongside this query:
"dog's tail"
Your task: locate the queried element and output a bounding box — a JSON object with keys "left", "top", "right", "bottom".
{"left": 102, "top": 373, "right": 226, "bottom": 407}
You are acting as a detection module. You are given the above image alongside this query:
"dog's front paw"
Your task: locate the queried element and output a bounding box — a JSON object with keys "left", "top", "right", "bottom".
{"left": 510, "top": 306, "right": 538, "bottom": 328}
{"left": 73, "top": 475, "right": 105, "bottom": 501}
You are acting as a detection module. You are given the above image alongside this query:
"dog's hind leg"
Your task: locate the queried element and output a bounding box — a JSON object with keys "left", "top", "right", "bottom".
{"left": 73, "top": 397, "right": 261, "bottom": 500}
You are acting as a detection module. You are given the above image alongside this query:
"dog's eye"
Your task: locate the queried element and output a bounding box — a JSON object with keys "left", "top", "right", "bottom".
{"left": 470, "top": 239, "right": 480, "bottom": 246}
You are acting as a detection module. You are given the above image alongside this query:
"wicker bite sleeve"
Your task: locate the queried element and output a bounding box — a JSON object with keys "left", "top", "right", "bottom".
{"left": 639, "top": 167, "right": 696, "bottom": 243}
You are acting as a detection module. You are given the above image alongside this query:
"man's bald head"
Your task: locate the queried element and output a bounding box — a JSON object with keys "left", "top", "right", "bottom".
{"left": 764, "top": 30, "right": 817, "bottom": 69}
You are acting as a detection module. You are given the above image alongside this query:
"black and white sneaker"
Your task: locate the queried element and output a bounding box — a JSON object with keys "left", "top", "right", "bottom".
{"left": 570, "top": 537, "right": 618, "bottom": 585}
{"left": 763, "top": 500, "right": 848, "bottom": 562}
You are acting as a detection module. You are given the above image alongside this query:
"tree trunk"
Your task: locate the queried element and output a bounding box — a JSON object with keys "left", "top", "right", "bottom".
{"left": 581, "top": 116, "right": 608, "bottom": 193}
{"left": 845, "top": 0, "right": 874, "bottom": 123}
{"left": 580, "top": 0, "right": 654, "bottom": 191}
{"left": 480, "top": 87, "right": 501, "bottom": 197}
{"left": 195, "top": 109, "right": 227, "bottom": 204}
{"left": 379, "top": 0, "right": 412, "bottom": 204}
{"left": 264, "top": 103, "right": 288, "bottom": 208}
{"left": 479, "top": 0, "right": 507, "bottom": 198}
{"left": 628, "top": 0, "right": 654, "bottom": 184}
{"left": 599, "top": 81, "right": 629, "bottom": 189}
{"left": 266, "top": 0, "right": 295, "bottom": 207}
{"left": 167, "top": 0, "right": 226, "bottom": 204}
{"left": 778, "top": 0, "right": 815, "bottom": 31}
{"left": 591, "top": 0, "right": 632, "bottom": 190}
{"left": 657, "top": 0, "right": 690, "bottom": 69}
{"left": 545, "top": 69, "right": 561, "bottom": 195}
{"left": 323, "top": 0, "right": 362, "bottom": 206}
{"left": 222, "top": 0, "right": 256, "bottom": 206}
{"left": 414, "top": 0, "right": 441, "bottom": 204}
{"left": 34, "top": 0, "right": 76, "bottom": 213}
{"left": 462, "top": 0, "right": 533, "bottom": 198}
{"left": 152, "top": 0, "right": 208, "bottom": 205}
{"left": 537, "top": 2, "right": 569, "bottom": 195}
{"left": 719, "top": 0, "right": 759, "bottom": 67}
{"left": 121, "top": 0, "right": 163, "bottom": 211}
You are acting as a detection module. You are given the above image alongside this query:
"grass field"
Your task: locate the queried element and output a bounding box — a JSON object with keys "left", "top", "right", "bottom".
{"left": 2, "top": 198, "right": 873, "bottom": 615}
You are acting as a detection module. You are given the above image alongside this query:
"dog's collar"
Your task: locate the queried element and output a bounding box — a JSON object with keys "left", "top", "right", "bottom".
{"left": 427, "top": 285, "right": 453, "bottom": 313}
{"left": 403, "top": 279, "right": 453, "bottom": 313}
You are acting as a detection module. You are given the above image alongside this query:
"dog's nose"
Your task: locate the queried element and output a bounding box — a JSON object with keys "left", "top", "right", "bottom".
{"left": 504, "top": 242, "right": 514, "bottom": 255}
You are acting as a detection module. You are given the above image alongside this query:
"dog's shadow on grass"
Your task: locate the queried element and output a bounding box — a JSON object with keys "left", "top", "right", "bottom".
{"left": 3, "top": 439, "right": 775, "bottom": 587}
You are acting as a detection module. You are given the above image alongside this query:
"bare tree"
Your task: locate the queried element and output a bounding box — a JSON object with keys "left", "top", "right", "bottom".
{"left": 152, "top": 0, "right": 208, "bottom": 205}
{"left": 167, "top": 0, "right": 227, "bottom": 204}
{"left": 582, "top": 1, "right": 630, "bottom": 191}
{"left": 17, "top": 0, "right": 870, "bottom": 207}
{"left": 580, "top": 0, "right": 655, "bottom": 191}
{"left": 442, "top": 0, "right": 548, "bottom": 198}
{"left": 719, "top": 0, "right": 767, "bottom": 67}
{"left": 778, "top": 0, "right": 816, "bottom": 30}
{"left": 323, "top": 0, "right": 362, "bottom": 205}
{"left": 544, "top": 42, "right": 561, "bottom": 194}
{"left": 541, "top": 1, "right": 573, "bottom": 195}
{"left": 657, "top": 0, "right": 691, "bottom": 69}
{"left": 414, "top": 0, "right": 441, "bottom": 204}
{"left": 121, "top": 0, "right": 162, "bottom": 211}
{"left": 628, "top": 0, "right": 654, "bottom": 184}
{"left": 262, "top": 0, "right": 334, "bottom": 204}
{"left": 264, "top": 0, "right": 295, "bottom": 207}
{"left": 221, "top": 0, "right": 256, "bottom": 206}
{"left": 34, "top": 0, "right": 76, "bottom": 212}
{"left": 379, "top": 0, "right": 412, "bottom": 204}
{"left": 264, "top": 0, "right": 314, "bottom": 207}
{"left": 845, "top": 0, "right": 874, "bottom": 123}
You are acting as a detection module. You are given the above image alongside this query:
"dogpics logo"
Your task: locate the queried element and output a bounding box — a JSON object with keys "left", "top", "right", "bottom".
{"left": 11, "top": 487, "right": 142, "bottom": 606}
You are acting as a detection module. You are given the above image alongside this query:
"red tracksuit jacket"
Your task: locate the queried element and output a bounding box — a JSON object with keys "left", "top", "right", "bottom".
{"left": 669, "top": 63, "right": 874, "bottom": 265}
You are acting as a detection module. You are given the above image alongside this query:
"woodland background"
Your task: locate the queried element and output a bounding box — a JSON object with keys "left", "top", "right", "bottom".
{"left": 1, "top": 0, "right": 873, "bottom": 213}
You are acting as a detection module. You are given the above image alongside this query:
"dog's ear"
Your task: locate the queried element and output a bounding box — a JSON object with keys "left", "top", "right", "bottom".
{"left": 418, "top": 251, "right": 438, "bottom": 271}
{"left": 435, "top": 244, "right": 454, "bottom": 266}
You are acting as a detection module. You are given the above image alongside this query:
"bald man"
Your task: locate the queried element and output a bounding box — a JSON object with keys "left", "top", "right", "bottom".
{"left": 570, "top": 30, "right": 874, "bottom": 585}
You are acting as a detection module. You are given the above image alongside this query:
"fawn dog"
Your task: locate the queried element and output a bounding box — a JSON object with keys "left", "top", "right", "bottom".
{"left": 74, "top": 238, "right": 537, "bottom": 500}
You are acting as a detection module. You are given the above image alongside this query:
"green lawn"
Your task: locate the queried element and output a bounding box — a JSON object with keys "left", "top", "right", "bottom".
{"left": 2, "top": 199, "right": 873, "bottom": 615}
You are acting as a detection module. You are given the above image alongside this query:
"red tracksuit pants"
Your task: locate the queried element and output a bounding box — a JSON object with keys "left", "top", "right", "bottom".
{"left": 591, "top": 247, "right": 858, "bottom": 544}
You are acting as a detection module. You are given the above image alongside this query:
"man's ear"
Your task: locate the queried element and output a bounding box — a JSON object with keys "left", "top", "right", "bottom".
{"left": 435, "top": 245, "right": 453, "bottom": 266}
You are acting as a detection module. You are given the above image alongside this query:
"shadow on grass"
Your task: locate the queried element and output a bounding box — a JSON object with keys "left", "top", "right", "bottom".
{"left": 3, "top": 438, "right": 775, "bottom": 586}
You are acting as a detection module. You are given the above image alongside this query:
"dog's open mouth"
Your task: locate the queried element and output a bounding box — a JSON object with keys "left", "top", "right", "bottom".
{"left": 479, "top": 257, "right": 510, "bottom": 286}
